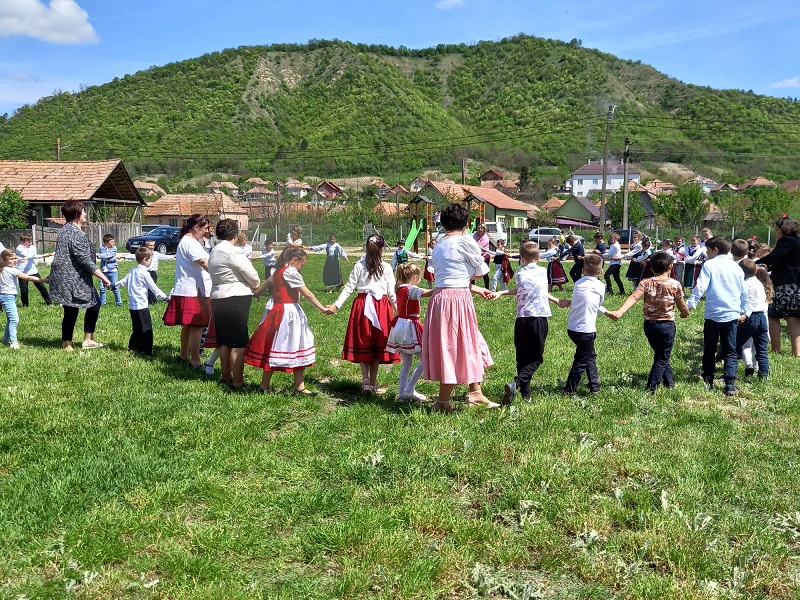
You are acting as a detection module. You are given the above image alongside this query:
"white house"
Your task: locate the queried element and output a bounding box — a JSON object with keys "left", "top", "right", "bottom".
{"left": 568, "top": 160, "right": 640, "bottom": 198}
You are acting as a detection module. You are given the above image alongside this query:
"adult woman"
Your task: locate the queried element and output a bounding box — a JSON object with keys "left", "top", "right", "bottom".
{"left": 756, "top": 216, "right": 800, "bottom": 356}
{"left": 49, "top": 200, "right": 111, "bottom": 351}
{"left": 472, "top": 224, "right": 491, "bottom": 288}
{"left": 286, "top": 225, "right": 303, "bottom": 247}
{"left": 163, "top": 214, "right": 213, "bottom": 368}
{"left": 207, "top": 219, "right": 260, "bottom": 389}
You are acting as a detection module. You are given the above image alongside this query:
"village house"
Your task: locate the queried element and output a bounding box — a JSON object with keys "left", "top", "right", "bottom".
{"left": 738, "top": 176, "right": 777, "bottom": 191}
{"left": 204, "top": 181, "right": 240, "bottom": 196}
{"left": 542, "top": 196, "right": 567, "bottom": 213}
{"left": 417, "top": 180, "right": 535, "bottom": 229}
{"left": 688, "top": 175, "right": 718, "bottom": 194}
{"left": 284, "top": 178, "right": 313, "bottom": 198}
{"left": 245, "top": 177, "right": 270, "bottom": 186}
{"left": 315, "top": 181, "right": 343, "bottom": 201}
{"left": 478, "top": 169, "right": 505, "bottom": 184}
{"left": 710, "top": 182, "right": 739, "bottom": 195}
{"left": 568, "top": 159, "right": 640, "bottom": 198}
{"left": 552, "top": 195, "right": 600, "bottom": 227}
{"left": 144, "top": 193, "right": 248, "bottom": 230}
{"left": 642, "top": 179, "right": 677, "bottom": 195}
{"left": 780, "top": 180, "right": 800, "bottom": 192}
{"left": 408, "top": 176, "right": 430, "bottom": 193}
{"left": 133, "top": 180, "right": 166, "bottom": 198}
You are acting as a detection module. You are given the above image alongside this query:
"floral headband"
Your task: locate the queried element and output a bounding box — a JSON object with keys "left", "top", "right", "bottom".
{"left": 368, "top": 235, "right": 385, "bottom": 248}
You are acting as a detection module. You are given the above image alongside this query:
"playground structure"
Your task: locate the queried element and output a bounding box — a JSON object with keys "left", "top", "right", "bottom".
{"left": 404, "top": 193, "right": 487, "bottom": 252}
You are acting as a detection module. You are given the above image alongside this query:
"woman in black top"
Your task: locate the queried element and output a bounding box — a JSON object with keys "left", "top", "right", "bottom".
{"left": 756, "top": 216, "right": 800, "bottom": 356}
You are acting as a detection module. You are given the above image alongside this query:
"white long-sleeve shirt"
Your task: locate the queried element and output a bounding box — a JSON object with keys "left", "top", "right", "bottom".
{"left": 117, "top": 264, "right": 168, "bottom": 309}
{"left": 743, "top": 276, "right": 768, "bottom": 317}
{"left": 602, "top": 241, "right": 622, "bottom": 265}
{"left": 334, "top": 257, "right": 397, "bottom": 309}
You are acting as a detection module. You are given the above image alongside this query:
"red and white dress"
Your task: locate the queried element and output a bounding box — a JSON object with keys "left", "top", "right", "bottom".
{"left": 387, "top": 284, "right": 424, "bottom": 355}
{"left": 244, "top": 266, "right": 315, "bottom": 372}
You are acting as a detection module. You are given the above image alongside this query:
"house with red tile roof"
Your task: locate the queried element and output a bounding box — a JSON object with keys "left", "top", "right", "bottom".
{"left": 244, "top": 186, "right": 279, "bottom": 202}
{"left": 780, "top": 180, "right": 800, "bottom": 192}
{"left": 542, "top": 196, "right": 567, "bottom": 212}
{"left": 417, "top": 180, "right": 535, "bottom": 229}
{"left": 204, "top": 181, "right": 240, "bottom": 195}
{"left": 316, "top": 181, "right": 343, "bottom": 200}
{"left": 144, "top": 193, "right": 248, "bottom": 230}
{"left": 284, "top": 178, "right": 313, "bottom": 198}
{"left": 738, "top": 176, "right": 777, "bottom": 191}
{"left": 134, "top": 180, "right": 166, "bottom": 197}
{"left": 478, "top": 169, "right": 505, "bottom": 183}
{"left": 710, "top": 182, "right": 739, "bottom": 194}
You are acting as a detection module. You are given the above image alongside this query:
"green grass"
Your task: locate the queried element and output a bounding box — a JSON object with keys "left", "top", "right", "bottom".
{"left": 2, "top": 255, "right": 800, "bottom": 598}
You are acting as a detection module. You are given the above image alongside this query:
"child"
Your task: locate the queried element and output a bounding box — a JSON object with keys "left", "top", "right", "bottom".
{"left": 245, "top": 247, "right": 329, "bottom": 394}
{"left": 329, "top": 234, "right": 400, "bottom": 394}
{"left": 261, "top": 240, "right": 276, "bottom": 280}
{"left": 628, "top": 236, "right": 653, "bottom": 288}
{"left": 391, "top": 239, "right": 423, "bottom": 270}
{"left": 387, "top": 263, "right": 433, "bottom": 401}
{"left": 234, "top": 232, "right": 253, "bottom": 258}
{"left": 687, "top": 237, "right": 747, "bottom": 396}
{"left": 423, "top": 239, "right": 436, "bottom": 288}
{"left": 15, "top": 233, "right": 53, "bottom": 306}
{"left": 494, "top": 241, "right": 569, "bottom": 404}
{"left": 563, "top": 254, "right": 614, "bottom": 394}
{"left": 602, "top": 232, "right": 624, "bottom": 295}
{"left": 541, "top": 237, "right": 567, "bottom": 291}
{"left": 731, "top": 238, "right": 749, "bottom": 264}
{"left": 98, "top": 234, "right": 122, "bottom": 306}
{"left": 0, "top": 250, "right": 47, "bottom": 349}
{"left": 143, "top": 239, "right": 174, "bottom": 305}
{"left": 114, "top": 247, "right": 170, "bottom": 356}
{"left": 607, "top": 251, "right": 689, "bottom": 392}
{"left": 490, "top": 239, "right": 514, "bottom": 292}
{"left": 736, "top": 260, "right": 771, "bottom": 379}
{"left": 671, "top": 236, "right": 686, "bottom": 284}
{"left": 307, "top": 234, "right": 350, "bottom": 293}
{"left": 561, "top": 234, "right": 585, "bottom": 284}
{"left": 420, "top": 204, "right": 497, "bottom": 412}
{"left": 683, "top": 235, "right": 706, "bottom": 289}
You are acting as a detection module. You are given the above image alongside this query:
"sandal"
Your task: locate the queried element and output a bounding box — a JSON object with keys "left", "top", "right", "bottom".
{"left": 293, "top": 387, "right": 318, "bottom": 397}
{"left": 361, "top": 383, "right": 375, "bottom": 395}
{"left": 259, "top": 386, "right": 272, "bottom": 394}
{"left": 466, "top": 391, "right": 500, "bottom": 409}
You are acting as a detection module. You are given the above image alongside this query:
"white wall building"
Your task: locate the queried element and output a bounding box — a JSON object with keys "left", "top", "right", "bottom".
{"left": 568, "top": 160, "right": 640, "bottom": 198}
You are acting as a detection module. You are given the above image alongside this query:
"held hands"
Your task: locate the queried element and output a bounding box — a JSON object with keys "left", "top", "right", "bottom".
{"left": 738, "top": 313, "right": 747, "bottom": 324}
{"left": 323, "top": 304, "right": 338, "bottom": 315}
{"left": 557, "top": 298, "right": 571, "bottom": 309}
{"left": 605, "top": 310, "right": 620, "bottom": 321}
{"left": 679, "top": 309, "right": 690, "bottom": 319}
{"left": 476, "top": 288, "right": 494, "bottom": 300}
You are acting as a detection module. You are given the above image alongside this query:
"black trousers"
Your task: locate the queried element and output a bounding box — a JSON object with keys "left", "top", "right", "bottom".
{"left": 19, "top": 278, "right": 51, "bottom": 307}
{"left": 147, "top": 270, "right": 158, "bottom": 305}
{"left": 569, "top": 261, "right": 582, "bottom": 283}
{"left": 129, "top": 308, "right": 154, "bottom": 355}
{"left": 61, "top": 293, "right": 101, "bottom": 341}
{"left": 565, "top": 329, "right": 599, "bottom": 392}
{"left": 643, "top": 320, "right": 676, "bottom": 390}
{"left": 514, "top": 316, "right": 548, "bottom": 395}
{"left": 604, "top": 264, "right": 625, "bottom": 294}
{"left": 702, "top": 319, "right": 738, "bottom": 384}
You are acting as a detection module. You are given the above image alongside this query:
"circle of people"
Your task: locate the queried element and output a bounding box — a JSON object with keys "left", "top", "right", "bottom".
{"left": 2, "top": 201, "right": 799, "bottom": 410}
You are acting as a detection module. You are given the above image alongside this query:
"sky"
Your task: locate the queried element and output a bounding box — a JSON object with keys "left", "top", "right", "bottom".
{"left": 1, "top": 0, "right": 800, "bottom": 118}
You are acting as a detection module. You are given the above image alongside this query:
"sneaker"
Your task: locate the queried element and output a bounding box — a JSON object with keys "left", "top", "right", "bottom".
{"left": 203, "top": 362, "right": 215, "bottom": 375}
{"left": 81, "top": 340, "right": 105, "bottom": 349}
{"left": 724, "top": 383, "right": 738, "bottom": 396}
{"left": 503, "top": 381, "right": 516, "bottom": 406}
{"left": 407, "top": 390, "right": 428, "bottom": 402}
{"left": 744, "top": 366, "right": 755, "bottom": 377}
{"left": 9, "top": 342, "right": 21, "bottom": 350}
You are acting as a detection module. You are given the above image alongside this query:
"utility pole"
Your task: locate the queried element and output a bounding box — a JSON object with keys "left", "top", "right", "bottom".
{"left": 461, "top": 157, "right": 466, "bottom": 185}
{"left": 622, "top": 137, "right": 632, "bottom": 230}
{"left": 55, "top": 137, "right": 61, "bottom": 161}
{"left": 599, "top": 105, "right": 616, "bottom": 231}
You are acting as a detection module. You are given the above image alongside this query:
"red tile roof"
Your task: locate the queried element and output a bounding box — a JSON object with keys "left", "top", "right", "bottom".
{"left": 461, "top": 184, "right": 533, "bottom": 212}
{"left": 143, "top": 193, "right": 245, "bottom": 217}
{"left": 739, "top": 176, "right": 777, "bottom": 190}
{"left": 543, "top": 196, "right": 566, "bottom": 210}
{"left": 0, "top": 159, "right": 144, "bottom": 205}
{"left": 373, "top": 202, "right": 409, "bottom": 216}
{"left": 780, "top": 180, "right": 800, "bottom": 192}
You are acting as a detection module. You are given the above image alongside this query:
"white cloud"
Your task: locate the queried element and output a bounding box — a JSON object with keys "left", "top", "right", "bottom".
{"left": 435, "top": 0, "right": 464, "bottom": 9}
{"left": 0, "top": 0, "right": 97, "bottom": 44}
{"left": 7, "top": 70, "right": 39, "bottom": 82}
{"left": 771, "top": 76, "right": 800, "bottom": 89}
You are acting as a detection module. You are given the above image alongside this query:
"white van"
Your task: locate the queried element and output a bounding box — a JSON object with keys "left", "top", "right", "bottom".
{"left": 483, "top": 222, "right": 507, "bottom": 245}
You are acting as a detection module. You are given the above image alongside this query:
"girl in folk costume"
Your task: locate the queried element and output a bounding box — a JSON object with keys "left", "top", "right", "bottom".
{"left": 387, "top": 263, "right": 433, "bottom": 401}
{"left": 245, "top": 247, "right": 329, "bottom": 394}
{"left": 490, "top": 239, "right": 515, "bottom": 292}
{"left": 622, "top": 231, "right": 645, "bottom": 286}
{"left": 423, "top": 239, "right": 436, "bottom": 288}
{"left": 541, "top": 237, "right": 567, "bottom": 291}
{"left": 683, "top": 235, "right": 706, "bottom": 290}
{"left": 307, "top": 234, "right": 350, "bottom": 293}
{"left": 630, "top": 237, "right": 654, "bottom": 287}
{"left": 329, "top": 234, "right": 400, "bottom": 394}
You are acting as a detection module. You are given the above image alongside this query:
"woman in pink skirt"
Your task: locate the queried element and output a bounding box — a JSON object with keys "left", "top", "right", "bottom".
{"left": 422, "top": 204, "right": 498, "bottom": 412}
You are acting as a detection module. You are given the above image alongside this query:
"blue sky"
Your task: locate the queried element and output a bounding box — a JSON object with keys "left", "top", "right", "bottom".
{"left": 1, "top": 0, "right": 799, "bottom": 117}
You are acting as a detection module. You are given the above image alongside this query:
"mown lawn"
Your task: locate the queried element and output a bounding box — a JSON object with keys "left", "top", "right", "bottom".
{"left": 1, "top": 255, "right": 800, "bottom": 599}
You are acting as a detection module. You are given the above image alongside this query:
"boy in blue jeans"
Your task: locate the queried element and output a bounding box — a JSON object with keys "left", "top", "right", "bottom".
{"left": 98, "top": 234, "right": 122, "bottom": 306}
{"left": 687, "top": 237, "right": 747, "bottom": 396}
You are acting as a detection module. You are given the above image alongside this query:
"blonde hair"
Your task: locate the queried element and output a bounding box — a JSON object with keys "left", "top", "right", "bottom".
{"left": 583, "top": 253, "right": 603, "bottom": 277}
{"left": 395, "top": 263, "right": 422, "bottom": 291}
{"left": 0, "top": 249, "right": 14, "bottom": 274}
{"left": 519, "top": 241, "right": 540, "bottom": 263}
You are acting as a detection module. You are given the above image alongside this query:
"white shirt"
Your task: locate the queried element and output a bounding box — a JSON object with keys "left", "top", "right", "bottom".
{"left": 309, "top": 242, "right": 348, "bottom": 259}
{"left": 286, "top": 234, "right": 303, "bottom": 246}
{"left": 208, "top": 240, "right": 261, "bottom": 299}
{"left": 430, "top": 234, "right": 489, "bottom": 288}
{"left": 262, "top": 249, "right": 276, "bottom": 267}
{"left": 147, "top": 250, "right": 172, "bottom": 272}
{"left": 334, "top": 257, "right": 397, "bottom": 309}
{"left": 117, "top": 264, "right": 168, "bottom": 309}
{"left": 15, "top": 244, "right": 40, "bottom": 275}
{"left": 539, "top": 247, "right": 558, "bottom": 261}
{"left": 603, "top": 242, "right": 622, "bottom": 265}
{"left": 0, "top": 267, "right": 21, "bottom": 295}
{"left": 744, "top": 276, "right": 768, "bottom": 317}
{"left": 621, "top": 242, "right": 643, "bottom": 260}
{"left": 282, "top": 266, "right": 305, "bottom": 289}
{"left": 514, "top": 264, "right": 551, "bottom": 318}
{"left": 173, "top": 235, "right": 212, "bottom": 297}
{"left": 567, "top": 276, "right": 607, "bottom": 333}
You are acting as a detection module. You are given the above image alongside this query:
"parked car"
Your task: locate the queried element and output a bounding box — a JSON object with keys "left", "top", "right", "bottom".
{"left": 126, "top": 226, "right": 181, "bottom": 254}
{"left": 483, "top": 221, "right": 507, "bottom": 246}
{"left": 527, "top": 227, "right": 585, "bottom": 247}
{"left": 611, "top": 228, "right": 643, "bottom": 250}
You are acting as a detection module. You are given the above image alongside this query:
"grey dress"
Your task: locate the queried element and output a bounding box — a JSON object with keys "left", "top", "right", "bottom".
{"left": 49, "top": 222, "right": 99, "bottom": 309}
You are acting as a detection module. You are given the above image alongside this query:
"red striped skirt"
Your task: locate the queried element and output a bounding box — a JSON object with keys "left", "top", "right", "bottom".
{"left": 342, "top": 293, "right": 399, "bottom": 364}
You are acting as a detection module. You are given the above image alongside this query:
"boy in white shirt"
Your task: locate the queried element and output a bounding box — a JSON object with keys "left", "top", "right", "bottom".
{"left": 493, "top": 241, "right": 569, "bottom": 404}
{"left": 15, "top": 233, "right": 53, "bottom": 306}
{"left": 563, "top": 253, "right": 614, "bottom": 394}
{"left": 115, "top": 247, "right": 169, "bottom": 356}
{"left": 602, "top": 232, "right": 624, "bottom": 295}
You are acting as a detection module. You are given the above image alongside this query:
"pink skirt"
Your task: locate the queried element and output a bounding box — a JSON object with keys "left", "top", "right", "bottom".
{"left": 422, "top": 287, "right": 493, "bottom": 384}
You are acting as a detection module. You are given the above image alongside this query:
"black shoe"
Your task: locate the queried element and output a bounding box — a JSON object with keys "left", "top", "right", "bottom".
{"left": 715, "top": 352, "right": 724, "bottom": 362}
{"left": 562, "top": 387, "right": 577, "bottom": 395}
{"left": 502, "top": 381, "right": 516, "bottom": 406}
{"left": 703, "top": 378, "right": 714, "bottom": 390}
{"left": 724, "top": 383, "right": 738, "bottom": 396}
{"left": 744, "top": 367, "right": 755, "bottom": 377}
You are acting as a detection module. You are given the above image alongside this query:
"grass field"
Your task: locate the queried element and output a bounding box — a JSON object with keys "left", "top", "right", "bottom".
{"left": 1, "top": 255, "right": 800, "bottom": 599}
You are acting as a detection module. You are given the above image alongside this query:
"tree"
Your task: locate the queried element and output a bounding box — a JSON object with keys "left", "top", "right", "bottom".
{"left": 651, "top": 183, "right": 709, "bottom": 229}
{"left": 714, "top": 190, "right": 749, "bottom": 235}
{"left": 606, "top": 191, "right": 645, "bottom": 229}
{"left": 0, "top": 187, "right": 29, "bottom": 229}
{"left": 518, "top": 165, "right": 531, "bottom": 191}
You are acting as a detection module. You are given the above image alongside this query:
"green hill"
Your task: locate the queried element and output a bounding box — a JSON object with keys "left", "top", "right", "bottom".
{"left": 2, "top": 35, "right": 800, "bottom": 182}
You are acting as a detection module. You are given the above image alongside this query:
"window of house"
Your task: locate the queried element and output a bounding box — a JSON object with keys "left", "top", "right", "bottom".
{"left": 593, "top": 179, "right": 599, "bottom": 185}
{"left": 577, "top": 179, "right": 583, "bottom": 185}
{"left": 168, "top": 219, "right": 177, "bottom": 227}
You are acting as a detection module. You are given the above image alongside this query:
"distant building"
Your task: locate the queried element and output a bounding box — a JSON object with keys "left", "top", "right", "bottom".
{"left": 144, "top": 193, "right": 248, "bottom": 230}
{"left": 738, "top": 176, "right": 777, "bottom": 191}
{"left": 688, "top": 175, "right": 718, "bottom": 194}
{"left": 569, "top": 160, "right": 640, "bottom": 198}
{"left": 478, "top": 169, "right": 505, "bottom": 183}
{"left": 134, "top": 180, "right": 166, "bottom": 197}
{"left": 315, "top": 181, "right": 343, "bottom": 201}
{"left": 244, "top": 186, "right": 278, "bottom": 202}
{"left": 780, "top": 180, "right": 800, "bottom": 193}
{"left": 204, "top": 181, "right": 239, "bottom": 196}
{"left": 710, "top": 182, "right": 739, "bottom": 194}
{"left": 284, "top": 178, "right": 313, "bottom": 198}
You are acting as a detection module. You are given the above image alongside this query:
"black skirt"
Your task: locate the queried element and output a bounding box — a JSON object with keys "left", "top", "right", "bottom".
{"left": 211, "top": 295, "right": 253, "bottom": 348}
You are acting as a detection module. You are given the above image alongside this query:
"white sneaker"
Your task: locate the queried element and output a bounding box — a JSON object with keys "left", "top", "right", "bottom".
{"left": 81, "top": 340, "right": 106, "bottom": 349}
{"left": 203, "top": 362, "right": 215, "bottom": 375}
{"left": 9, "top": 342, "right": 21, "bottom": 350}
{"left": 407, "top": 390, "right": 428, "bottom": 402}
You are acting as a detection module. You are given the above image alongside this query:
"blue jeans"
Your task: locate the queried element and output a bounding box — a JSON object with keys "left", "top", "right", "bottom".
{"left": 643, "top": 320, "right": 676, "bottom": 390}
{"left": 703, "top": 319, "right": 738, "bottom": 385}
{"left": 0, "top": 294, "right": 19, "bottom": 344}
{"left": 99, "top": 271, "right": 122, "bottom": 306}
{"left": 736, "top": 311, "right": 769, "bottom": 377}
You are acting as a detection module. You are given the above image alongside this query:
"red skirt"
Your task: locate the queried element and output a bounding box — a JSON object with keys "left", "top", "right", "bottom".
{"left": 423, "top": 258, "right": 435, "bottom": 282}
{"left": 342, "top": 293, "right": 400, "bottom": 364}
{"left": 203, "top": 316, "right": 218, "bottom": 349}
{"left": 163, "top": 294, "right": 211, "bottom": 327}
{"left": 548, "top": 261, "right": 568, "bottom": 286}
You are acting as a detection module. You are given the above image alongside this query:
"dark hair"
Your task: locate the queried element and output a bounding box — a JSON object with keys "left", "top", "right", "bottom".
{"left": 565, "top": 235, "right": 576, "bottom": 244}
{"left": 594, "top": 232, "right": 603, "bottom": 239}
{"left": 649, "top": 251, "right": 673, "bottom": 275}
{"left": 264, "top": 239, "right": 274, "bottom": 247}
{"left": 275, "top": 246, "right": 307, "bottom": 271}
{"left": 731, "top": 238, "right": 749, "bottom": 259}
{"left": 215, "top": 218, "right": 239, "bottom": 242}
{"left": 439, "top": 203, "right": 469, "bottom": 231}
{"left": 179, "top": 214, "right": 210, "bottom": 239}
{"left": 19, "top": 233, "right": 32, "bottom": 243}
{"left": 519, "top": 241, "right": 539, "bottom": 262}
{"left": 365, "top": 234, "right": 386, "bottom": 279}
{"left": 102, "top": 233, "right": 115, "bottom": 243}
{"left": 706, "top": 236, "right": 731, "bottom": 255}
{"left": 61, "top": 200, "right": 85, "bottom": 222}
{"left": 775, "top": 216, "right": 799, "bottom": 237}
{"left": 135, "top": 247, "right": 153, "bottom": 264}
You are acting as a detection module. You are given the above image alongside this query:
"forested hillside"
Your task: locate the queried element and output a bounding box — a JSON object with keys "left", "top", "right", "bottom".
{"left": 2, "top": 35, "right": 799, "bottom": 181}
